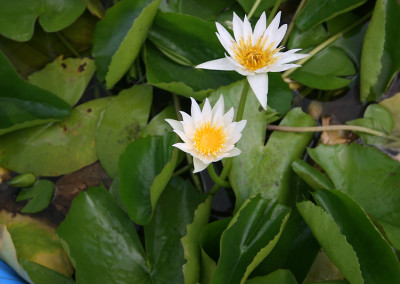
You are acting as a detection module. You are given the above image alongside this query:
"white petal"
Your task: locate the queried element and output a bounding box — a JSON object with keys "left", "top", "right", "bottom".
{"left": 276, "top": 51, "right": 309, "bottom": 64}
{"left": 265, "top": 11, "right": 281, "bottom": 47}
{"left": 196, "top": 57, "right": 237, "bottom": 71}
{"left": 216, "top": 23, "right": 235, "bottom": 54}
{"left": 216, "top": 33, "right": 236, "bottom": 58}
{"left": 190, "top": 98, "right": 204, "bottom": 128}
{"left": 232, "top": 12, "right": 243, "bottom": 42}
{"left": 222, "top": 107, "right": 234, "bottom": 126}
{"left": 165, "top": 119, "right": 183, "bottom": 132}
{"left": 253, "top": 12, "right": 266, "bottom": 44}
{"left": 173, "top": 142, "right": 194, "bottom": 152}
{"left": 174, "top": 129, "right": 191, "bottom": 144}
{"left": 226, "top": 56, "right": 253, "bottom": 76}
{"left": 271, "top": 24, "right": 287, "bottom": 48}
{"left": 247, "top": 73, "right": 268, "bottom": 110}
{"left": 226, "top": 147, "right": 241, "bottom": 157}
{"left": 193, "top": 157, "right": 209, "bottom": 173}
{"left": 202, "top": 98, "right": 212, "bottom": 122}
{"left": 243, "top": 15, "right": 252, "bottom": 41}
{"left": 267, "top": 63, "right": 300, "bottom": 72}
{"left": 211, "top": 95, "right": 225, "bottom": 126}
{"left": 180, "top": 111, "right": 196, "bottom": 138}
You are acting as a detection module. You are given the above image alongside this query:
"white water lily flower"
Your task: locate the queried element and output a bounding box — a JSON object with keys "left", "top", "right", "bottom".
{"left": 166, "top": 95, "right": 246, "bottom": 173}
{"left": 196, "top": 12, "right": 308, "bottom": 110}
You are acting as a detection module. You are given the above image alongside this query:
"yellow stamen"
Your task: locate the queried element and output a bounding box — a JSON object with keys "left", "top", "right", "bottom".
{"left": 193, "top": 122, "right": 226, "bottom": 156}
{"left": 233, "top": 36, "right": 281, "bottom": 72}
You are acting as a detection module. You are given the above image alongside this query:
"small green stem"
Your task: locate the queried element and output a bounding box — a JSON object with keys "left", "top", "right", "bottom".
{"left": 208, "top": 158, "right": 233, "bottom": 195}
{"left": 268, "top": 0, "right": 282, "bottom": 25}
{"left": 207, "top": 164, "right": 231, "bottom": 188}
{"left": 56, "top": 32, "right": 80, "bottom": 58}
{"left": 282, "top": 11, "right": 372, "bottom": 79}
{"left": 281, "top": 0, "right": 308, "bottom": 46}
{"left": 173, "top": 164, "right": 191, "bottom": 177}
{"left": 267, "top": 124, "right": 400, "bottom": 141}
{"left": 248, "top": 0, "right": 262, "bottom": 20}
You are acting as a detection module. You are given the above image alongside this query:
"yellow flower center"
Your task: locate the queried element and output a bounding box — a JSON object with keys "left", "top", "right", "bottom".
{"left": 193, "top": 122, "right": 226, "bottom": 156}
{"left": 233, "top": 36, "right": 281, "bottom": 72}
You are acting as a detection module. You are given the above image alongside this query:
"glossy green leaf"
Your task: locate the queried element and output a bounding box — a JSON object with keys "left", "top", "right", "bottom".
{"left": 308, "top": 144, "right": 400, "bottom": 232}
{"left": 0, "top": 212, "right": 73, "bottom": 280}
{"left": 140, "top": 105, "right": 177, "bottom": 137}
{"left": 251, "top": 210, "right": 320, "bottom": 283}
{"left": 21, "top": 260, "right": 74, "bottom": 284}
{"left": 210, "top": 196, "right": 290, "bottom": 284}
{"left": 119, "top": 133, "right": 178, "bottom": 225}
{"left": 145, "top": 11, "right": 242, "bottom": 100}
{"left": 291, "top": 159, "right": 334, "bottom": 190}
{"left": 238, "top": 0, "right": 285, "bottom": 18}
{"left": 92, "top": 0, "right": 161, "bottom": 88}
{"left": 288, "top": 25, "right": 329, "bottom": 50}
{"left": 297, "top": 201, "right": 363, "bottom": 284}
{"left": 16, "top": 180, "right": 55, "bottom": 214}
{"left": 82, "top": 0, "right": 105, "bottom": 18}
{"left": 57, "top": 186, "right": 152, "bottom": 283}
{"left": 159, "top": 0, "right": 236, "bottom": 19}
{"left": 0, "top": 50, "right": 70, "bottom": 136}
{"left": 144, "top": 177, "right": 205, "bottom": 284}
{"left": 290, "top": 47, "right": 356, "bottom": 90}
{"left": 182, "top": 196, "right": 212, "bottom": 284}
{"left": 361, "top": 0, "right": 400, "bottom": 101}
{"left": 347, "top": 104, "right": 394, "bottom": 145}
{"left": 28, "top": 57, "right": 96, "bottom": 106}
{"left": 314, "top": 189, "right": 400, "bottom": 283}
{"left": 0, "top": 0, "right": 85, "bottom": 41}
{"left": 246, "top": 269, "right": 297, "bottom": 284}
{"left": 207, "top": 79, "right": 298, "bottom": 208}
{"left": 295, "top": 0, "right": 366, "bottom": 31}
{"left": 0, "top": 12, "right": 97, "bottom": 76}
{"left": 0, "top": 98, "right": 110, "bottom": 176}
{"left": 95, "top": 84, "right": 153, "bottom": 177}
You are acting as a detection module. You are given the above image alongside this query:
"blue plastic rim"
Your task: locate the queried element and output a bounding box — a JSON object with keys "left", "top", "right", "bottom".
{"left": 0, "top": 260, "right": 27, "bottom": 284}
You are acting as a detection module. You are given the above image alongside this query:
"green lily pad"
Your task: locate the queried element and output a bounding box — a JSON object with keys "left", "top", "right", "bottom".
{"left": 245, "top": 269, "right": 298, "bottom": 284}
{"left": 159, "top": 0, "right": 236, "bottom": 19}
{"left": 0, "top": 212, "right": 73, "bottom": 279}
{"left": 0, "top": 98, "right": 110, "bottom": 176}
{"left": 146, "top": 11, "right": 241, "bottom": 100}
{"left": 308, "top": 143, "right": 400, "bottom": 246}
{"left": 295, "top": 0, "right": 366, "bottom": 31}
{"left": 0, "top": 50, "right": 71, "bottom": 136}
{"left": 119, "top": 133, "right": 179, "bottom": 225}
{"left": 290, "top": 46, "right": 356, "bottom": 90}
{"left": 92, "top": 0, "right": 161, "bottom": 88}
{"left": 144, "top": 177, "right": 205, "bottom": 284}
{"left": 360, "top": 0, "right": 400, "bottom": 101}
{"left": 57, "top": 186, "right": 152, "bottom": 283}
{"left": 210, "top": 196, "right": 290, "bottom": 284}
{"left": 0, "top": 0, "right": 85, "bottom": 42}
{"left": 16, "top": 180, "right": 55, "bottom": 214}
{"left": 28, "top": 57, "right": 96, "bottom": 106}
{"left": 95, "top": 84, "right": 153, "bottom": 177}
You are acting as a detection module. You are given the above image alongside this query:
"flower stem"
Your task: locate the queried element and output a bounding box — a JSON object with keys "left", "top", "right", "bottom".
{"left": 281, "top": 0, "right": 308, "bottom": 46}
{"left": 208, "top": 159, "right": 232, "bottom": 195}
{"left": 173, "top": 164, "right": 191, "bottom": 177}
{"left": 207, "top": 164, "right": 231, "bottom": 188}
{"left": 282, "top": 11, "right": 372, "bottom": 79}
{"left": 266, "top": 124, "right": 400, "bottom": 141}
{"left": 248, "top": 0, "right": 262, "bottom": 20}
{"left": 268, "top": 0, "right": 282, "bottom": 25}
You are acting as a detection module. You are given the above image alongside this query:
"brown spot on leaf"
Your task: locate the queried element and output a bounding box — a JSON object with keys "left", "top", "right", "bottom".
{"left": 78, "top": 62, "right": 87, "bottom": 73}
{"left": 87, "top": 108, "right": 92, "bottom": 113}
{"left": 61, "top": 63, "right": 67, "bottom": 69}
